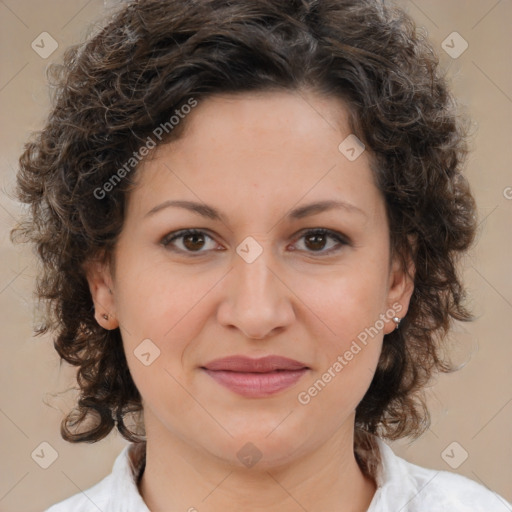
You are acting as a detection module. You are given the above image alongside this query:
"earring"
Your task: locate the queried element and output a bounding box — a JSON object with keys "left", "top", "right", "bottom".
{"left": 392, "top": 316, "right": 401, "bottom": 329}
{"left": 102, "top": 313, "right": 109, "bottom": 320}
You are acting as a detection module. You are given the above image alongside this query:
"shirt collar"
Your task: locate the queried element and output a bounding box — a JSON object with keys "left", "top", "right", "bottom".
{"left": 109, "top": 442, "right": 150, "bottom": 511}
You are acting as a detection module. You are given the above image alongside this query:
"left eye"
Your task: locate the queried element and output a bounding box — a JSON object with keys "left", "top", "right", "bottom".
{"left": 161, "top": 228, "right": 349, "bottom": 255}
{"left": 292, "top": 228, "right": 348, "bottom": 254}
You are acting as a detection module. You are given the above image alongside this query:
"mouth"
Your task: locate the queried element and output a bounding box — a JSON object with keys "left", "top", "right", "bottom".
{"left": 201, "top": 355, "right": 310, "bottom": 398}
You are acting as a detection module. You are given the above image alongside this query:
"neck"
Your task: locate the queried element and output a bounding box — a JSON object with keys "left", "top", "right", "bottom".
{"left": 138, "top": 416, "right": 377, "bottom": 512}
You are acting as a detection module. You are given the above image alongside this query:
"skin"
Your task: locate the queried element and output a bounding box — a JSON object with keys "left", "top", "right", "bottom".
{"left": 85, "top": 90, "right": 415, "bottom": 511}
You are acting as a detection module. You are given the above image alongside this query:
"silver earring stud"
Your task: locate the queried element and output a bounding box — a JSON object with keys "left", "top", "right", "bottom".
{"left": 102, "top": 313, "right": 109, "bottom": 320}
{"left": 392, "top": 316, "right": 401, "bottom": 328}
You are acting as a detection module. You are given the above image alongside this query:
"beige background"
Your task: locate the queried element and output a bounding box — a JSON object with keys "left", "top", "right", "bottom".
{"left": 0, "top": 1, "right": 511, "bottom": 510}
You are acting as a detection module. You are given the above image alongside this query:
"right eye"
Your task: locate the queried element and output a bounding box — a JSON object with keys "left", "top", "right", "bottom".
{"left": 160, "top": 229, "right": 222, "bottom": 255}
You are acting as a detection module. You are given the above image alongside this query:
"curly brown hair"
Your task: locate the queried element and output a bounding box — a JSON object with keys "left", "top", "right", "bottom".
{"left": 11, "top": 0, "right": 477, "bottom": 474}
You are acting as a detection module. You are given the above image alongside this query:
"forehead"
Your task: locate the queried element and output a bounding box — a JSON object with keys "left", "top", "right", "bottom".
{"left": 128, "top": 90, "right": 383, "bottom": 224}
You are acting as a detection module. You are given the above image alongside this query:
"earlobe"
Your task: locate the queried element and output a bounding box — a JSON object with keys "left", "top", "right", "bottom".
{"left": 82, "top": 258, "right": 119, "bottom": 330}
{"left": 384, "top": 251, "right": 415, "bottom": 335}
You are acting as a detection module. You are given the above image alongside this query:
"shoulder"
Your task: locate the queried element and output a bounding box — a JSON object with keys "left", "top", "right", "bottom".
{"left": 44, "top": 474, "right": 114, "bottom": 512}
{"left": 402, "top": 461, "right": 510, "bottom": 511}
{"left": 370, "top": 438, "right": 512, "bottom": 512}
{"left": 44, "top": 443, "right": 149, "bottom": 512}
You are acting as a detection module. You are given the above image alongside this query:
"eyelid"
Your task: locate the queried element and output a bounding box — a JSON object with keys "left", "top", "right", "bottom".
{"left": 160, "top": 227, "right": 351, "bottom": 255}
{"left": 293, "top": 227, "right": 351, "bottom": 245}
{"left": 160, "top": 228, "right": 220, "bottom": 253}
{"left": 290, "top": 228, "right": 351, "bottom": 255}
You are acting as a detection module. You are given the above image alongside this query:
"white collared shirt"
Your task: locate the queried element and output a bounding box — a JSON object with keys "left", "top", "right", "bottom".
{"left": 45, "top": 437, "right": 511, "bottom": 511}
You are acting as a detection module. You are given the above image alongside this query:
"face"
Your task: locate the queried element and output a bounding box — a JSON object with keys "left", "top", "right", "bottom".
{"left": 86, "top": 90, "right": 414, "bottom": 468}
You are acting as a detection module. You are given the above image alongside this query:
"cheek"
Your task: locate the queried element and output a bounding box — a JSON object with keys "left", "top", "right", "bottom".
{"left": 294, "top": 264, "right": 387, "bottom": 407}
{"left": 113, "top": 263, "right": 208, "bottom": 418}
{"left": 111, "top": 262, "right": 200, "bottom": 388}
{"left": 304, "top": 261, "right": 389, "bottom": 343}
{"left": 114, "top": 256, "right": 220, "bottom": 342}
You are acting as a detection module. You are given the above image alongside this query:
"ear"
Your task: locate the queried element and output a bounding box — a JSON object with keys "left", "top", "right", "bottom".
{"left": 82, "top": 257, "right": 119, "bottom": 330}
{"left": 383, "top": 246, "right": 415, "bottom": 335}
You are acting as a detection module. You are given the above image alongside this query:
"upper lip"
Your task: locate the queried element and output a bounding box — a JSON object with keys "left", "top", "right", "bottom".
{"left": 202, "top": 355, "right": 309, "bottom": 373}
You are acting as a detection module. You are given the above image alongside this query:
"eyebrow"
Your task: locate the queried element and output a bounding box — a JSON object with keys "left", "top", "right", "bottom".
{"left": 144, "top": 199, "right": 367, "bottom": 221}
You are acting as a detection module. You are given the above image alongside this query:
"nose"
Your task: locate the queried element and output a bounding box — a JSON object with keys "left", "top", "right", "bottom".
{"left": 216, "top": 246, "right": 295, "bottom": 340}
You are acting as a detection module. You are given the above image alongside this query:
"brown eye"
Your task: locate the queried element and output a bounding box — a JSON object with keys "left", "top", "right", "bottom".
{"left": 304, "top": 232, "right": 328, "bottom": 251}
{"left": 294, "top": 228, "right": 349, "bottom": 255}
{"left": 161, "top": 229, "right": 218, "bottom": 254}
{"left": 182, "top": 232, "right": 206, "bottom": 251}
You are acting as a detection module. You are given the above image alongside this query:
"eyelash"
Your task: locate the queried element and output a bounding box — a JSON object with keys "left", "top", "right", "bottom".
{"left": 160, "top": 228, "right": 350, "bottom": 256}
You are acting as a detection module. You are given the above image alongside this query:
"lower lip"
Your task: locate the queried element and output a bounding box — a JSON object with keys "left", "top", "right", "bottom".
{"left": 202, "top": 368, "right": 308, "bottom": 398}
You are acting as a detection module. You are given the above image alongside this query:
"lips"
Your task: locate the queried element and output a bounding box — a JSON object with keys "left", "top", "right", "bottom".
{"left": 201, "top": 355, "right": 309, "bottom": 398}
{"left": 202, "top": 355, "right": 309, "bottom": 372}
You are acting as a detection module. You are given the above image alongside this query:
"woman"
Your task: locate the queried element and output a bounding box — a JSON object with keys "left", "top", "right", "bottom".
{"left": 11, "top": 0, "right": 511, "bottom": 510}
